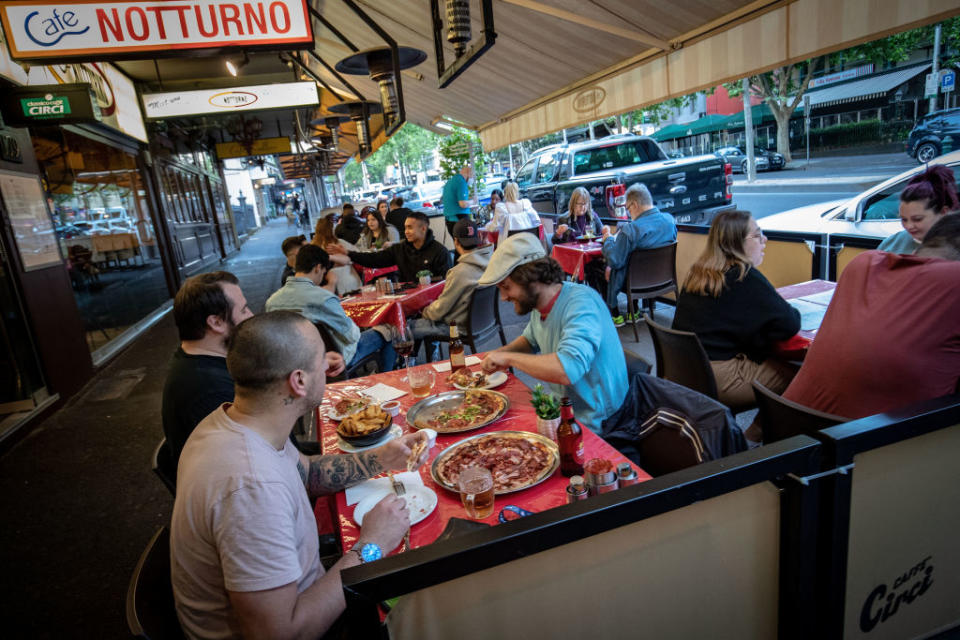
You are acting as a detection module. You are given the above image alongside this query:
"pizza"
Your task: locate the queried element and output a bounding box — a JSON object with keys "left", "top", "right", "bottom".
{"left": 332, "top": 394, "right": 370, "bottom": 417}
{"left": 436, "top": 433, "right": 556, "bottom": 493}
{"left": 415, "top": 389, "right": 505, "bottom": 432}
{"left": 448, "top": 368, "right": 488, "bottom": 389}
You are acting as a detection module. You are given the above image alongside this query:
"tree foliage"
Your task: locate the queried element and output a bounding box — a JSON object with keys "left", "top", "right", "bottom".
{"left": 341, "top": 122, "right": 441, "bottom": 190}
{"left": 438, "top": 126, "right": 488, "bottom": 198}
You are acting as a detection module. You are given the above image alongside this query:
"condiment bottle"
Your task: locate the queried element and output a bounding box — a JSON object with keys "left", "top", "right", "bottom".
{"left": 617, "top": 462, "right": 640, "bottom": 487}
{"left": 557, "top": 397, "right": 584, "bottom": 477}
{"left": 449, "top": 325, "right": 466, "bottom": 372}
{"left": 584, "top": 458, "right": 618, "bottom": 496}
{"left": 566, "top": 475, "right": 589, "bottom": 503}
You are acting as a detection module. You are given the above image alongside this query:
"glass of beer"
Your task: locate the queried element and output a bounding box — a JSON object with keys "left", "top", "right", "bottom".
{"left": 458, "top": 466, "right": 495, "bottom": 519}
{"left": 407, "top": 368, "right": 435, "bottom": 398}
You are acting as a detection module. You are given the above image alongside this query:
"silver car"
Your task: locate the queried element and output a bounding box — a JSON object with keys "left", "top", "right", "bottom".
{"left": 759, "top": 151, "right": 960, "bottom": 242}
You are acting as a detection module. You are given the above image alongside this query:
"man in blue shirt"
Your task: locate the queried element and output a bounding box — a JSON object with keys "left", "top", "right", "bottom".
{"left": 478, "top": 234, "right": 627, "bottom": 434}
{"left": 442, "top": 165, "right": 473, "bottom": 236}
{"left": 600, "top": 183, "right": 677, "bottom": 326}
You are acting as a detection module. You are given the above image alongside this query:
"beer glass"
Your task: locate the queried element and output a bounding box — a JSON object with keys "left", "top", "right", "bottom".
{"left": 459, "top": 467, "right": 494, "bottom": 519}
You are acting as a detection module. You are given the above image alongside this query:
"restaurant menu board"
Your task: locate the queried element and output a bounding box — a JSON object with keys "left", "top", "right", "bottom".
{"left": 0, "top": 170, "right": 61, "bottom": 270}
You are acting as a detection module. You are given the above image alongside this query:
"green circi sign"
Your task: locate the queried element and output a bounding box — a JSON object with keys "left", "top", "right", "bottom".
{"left": 20, "top": 93, "right": 72, "bottom": 120}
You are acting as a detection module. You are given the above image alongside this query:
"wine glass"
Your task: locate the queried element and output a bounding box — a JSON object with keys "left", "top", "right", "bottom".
{"left": 393, "top": 325, "right": 415, "bottom": 369}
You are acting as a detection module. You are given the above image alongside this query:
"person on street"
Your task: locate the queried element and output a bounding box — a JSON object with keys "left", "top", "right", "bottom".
{"left": 442, "top": 164, "right": 473, "bottom": 236}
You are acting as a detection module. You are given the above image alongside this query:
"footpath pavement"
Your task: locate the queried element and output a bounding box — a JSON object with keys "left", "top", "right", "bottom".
{"left": 732, "top": 151, "right": 919, "bottom": 193}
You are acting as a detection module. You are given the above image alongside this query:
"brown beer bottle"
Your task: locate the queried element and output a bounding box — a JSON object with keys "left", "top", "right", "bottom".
{"left": 557, "top": 397, "right": 584, "bottom": 477}
{"left": 449, "top": 325, "right": 466, "bottom": 372}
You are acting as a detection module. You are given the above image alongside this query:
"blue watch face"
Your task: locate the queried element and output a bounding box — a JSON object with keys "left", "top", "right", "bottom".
{"left": 360, "top": 543, "right": 382, "bottom": 563}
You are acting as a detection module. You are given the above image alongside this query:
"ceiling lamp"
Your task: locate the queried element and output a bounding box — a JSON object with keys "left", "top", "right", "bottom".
{"left": 309, "top": 115, "right": 349, "bottom": 149}
{"left": 430, "top": 0, "right": 496, "bottom": 88}
{"left": 334, "top": 46, "right": 426, "bottom": 130}
{"left": 327, "top": 100, "right": 382, "bottom": 156}
{"left": 225, "top": 52, "right": 250, "bottom": 77}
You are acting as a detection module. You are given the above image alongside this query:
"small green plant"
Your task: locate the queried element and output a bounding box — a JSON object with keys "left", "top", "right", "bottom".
{"left": 416, "top": 269, "right": 432, "bottom": 279}
{"left": 531, "top": 384, "right": 560, "bottom": 420}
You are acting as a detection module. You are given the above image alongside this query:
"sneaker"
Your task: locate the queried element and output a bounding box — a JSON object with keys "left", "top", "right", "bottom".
{"left": 623, "top": 312, "right": 637, "bottom": 324}
{"left": 612, "top": 315, "right": 625, "bottom": 327}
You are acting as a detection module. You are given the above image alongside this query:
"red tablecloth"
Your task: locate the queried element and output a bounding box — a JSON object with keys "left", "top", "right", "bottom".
{"left": 317, "top": 361, "right": 650, "bottom": 555}
{"left": 480, "top": 224, "right": 545, "bottom": 246}
{"left": 356, "top": 264, "right": 399, "bottom": 284}
{"left": 550, "top": 241, "right": 604, "bottom": 281}
{"left": 775, "top": 279, "right": 837, "bottom": 356}
{"left": 340, "top": 280, "right": 445, "bottom": 330}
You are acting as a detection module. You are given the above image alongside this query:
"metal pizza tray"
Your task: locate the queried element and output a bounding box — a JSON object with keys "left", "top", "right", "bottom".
{"left": 431, "top": 430, "right": 560, "bottom": 495}
{"left": 405, "top": 389, "right": 510, "bottom": 434}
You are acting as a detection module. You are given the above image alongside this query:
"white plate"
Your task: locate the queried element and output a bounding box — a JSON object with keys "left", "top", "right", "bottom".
{"left": 337, "top": 424, "right": 402, "bottom": 452}
{"left": 452, "top": 370, "right": 508, "bottom": 391}
{"left": 326, "top": 398, "right": 374, "bottom": 422}
{"left": 352, "top": 485, "right": 438, "bottom": 526}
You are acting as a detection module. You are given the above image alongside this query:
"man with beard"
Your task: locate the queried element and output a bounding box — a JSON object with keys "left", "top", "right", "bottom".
{"left": 171, "top": 311, "right": 428, "bottom": 639}
{"left": 161, "top": 271, "right": 345, "bottom": 469}
{"left": 478, "top": 234, "right": 627, "bottom": 434}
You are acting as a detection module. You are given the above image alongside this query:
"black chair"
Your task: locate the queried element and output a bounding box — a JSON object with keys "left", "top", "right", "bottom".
{"left": 507, "top": 226, "right": 540, "bottom": 238}
{"left": 126, "top": 527, "right": 185, "bottom": 640}
{"left": 152, "top": 439, "right": 176, "bottom": 496}
{"left": 644, "top": 314, "right": 719, "bottom": 401}
{"left": 623, "top": 347, "right": 652, "bottom": 378}
{"left": 625, "top": 243, "right": 678, "bottom": 341}
{"left": 313, "top": 322, "right": 379, "bottom": 380}
{"left": 426, "top": 285, "right": 508, "bottom": 360}
{"left": 752, "top": 381, "right": 846, "bottom": 443}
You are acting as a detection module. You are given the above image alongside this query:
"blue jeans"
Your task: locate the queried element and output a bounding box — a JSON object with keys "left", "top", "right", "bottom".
{"left": 350, "top": 329, "right": 396, "bottom": 372}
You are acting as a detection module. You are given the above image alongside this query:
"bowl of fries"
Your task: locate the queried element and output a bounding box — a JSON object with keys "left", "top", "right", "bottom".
{"left": 336, "top": 405, "right": 394, "bottom": 446}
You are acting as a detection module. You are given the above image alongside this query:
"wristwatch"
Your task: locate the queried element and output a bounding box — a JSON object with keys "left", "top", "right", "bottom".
{"left": 351, "top": 542, "right": 382, "bottom": 564}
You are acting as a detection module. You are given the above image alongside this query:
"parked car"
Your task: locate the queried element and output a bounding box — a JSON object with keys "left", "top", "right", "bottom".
{"left": 715, "top": 146, "right": 785, "bottom": 173}
{"left": 396, "top": 180, "right": 445, "bottom": 212}
{"left": 758, "top": 150, "right": 960, "bottom": 272}
{"left": 513, "top": 134, "right": 733, "bottom": 224}
{"left": 906, "top": 107, "right": 960, "bottom": 164}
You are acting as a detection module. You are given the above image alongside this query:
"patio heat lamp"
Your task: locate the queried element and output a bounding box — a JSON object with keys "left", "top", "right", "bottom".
{"left": 309, "top": 115, "right": 349, "bottom": 150}
{"left": 327, "top": 100, "right": 382, "bottom": 156}
{"left": 334, "top": 46, "right": 427, "bottom": 130}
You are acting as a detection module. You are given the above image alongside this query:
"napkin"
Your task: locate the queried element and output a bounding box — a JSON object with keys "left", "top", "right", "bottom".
{"left": 432, "top": 355, "right": 482, "bottom": 372}
{"left": 345, "top": 471, "right": 424, "bottom": 506}
{"left": 362, "top": 383, "right": 407, "bottom": 402}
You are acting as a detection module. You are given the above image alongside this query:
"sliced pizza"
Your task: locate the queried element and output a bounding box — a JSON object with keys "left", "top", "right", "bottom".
{"left": 436, "top": 433, "right": 555, "bottom": 493}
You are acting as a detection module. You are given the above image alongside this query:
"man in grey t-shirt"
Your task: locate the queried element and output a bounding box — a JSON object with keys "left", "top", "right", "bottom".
{"left": 171, "top": 311, "right": 429, "bottom": 639}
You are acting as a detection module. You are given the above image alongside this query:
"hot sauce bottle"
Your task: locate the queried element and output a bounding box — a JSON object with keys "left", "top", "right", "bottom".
{"left": 557, "top": 397, "right": 584, "bottom": 477}
{"left": 449, "top": 325, "right": 466, "bottom": 372}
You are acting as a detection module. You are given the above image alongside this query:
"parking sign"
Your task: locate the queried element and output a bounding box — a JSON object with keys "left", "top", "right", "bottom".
{"left": 942, "top": 70, "right": 956, "bottom": 93}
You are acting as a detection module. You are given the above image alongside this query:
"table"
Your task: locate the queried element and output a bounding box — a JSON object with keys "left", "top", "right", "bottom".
{"left": 775, "top": 279, "right": 837, "bottom": 355}
{"left": 340, "top": 280, "right": 445, "bottom": 331}
{"left": 480, "top": 224, "right": 545, "bottom": 246}
{"left": 317, "top": 362, "right": 650, "bottom": 554}
{"left": 356, "top": 264, "right": 399, "bottom": 284}
{"left": 551, "top": 240, "right": 604, "bottom": 281}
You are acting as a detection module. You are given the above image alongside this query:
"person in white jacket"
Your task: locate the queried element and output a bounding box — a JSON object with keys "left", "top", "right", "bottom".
{"left": 484, "top": 182, "right": 541, "bottom": 242}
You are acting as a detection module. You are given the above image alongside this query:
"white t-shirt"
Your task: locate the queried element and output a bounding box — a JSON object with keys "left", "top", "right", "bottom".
{"left": 171, "top": 405, "right": 322, "bottom": 640}
{"left": 485, "top": 200, "right": 541, "bottom": 237}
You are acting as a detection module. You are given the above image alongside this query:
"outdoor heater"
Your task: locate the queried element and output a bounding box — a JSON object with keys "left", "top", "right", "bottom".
{"left": 334, "top": 46, "right": 427, "bottom": 130}
{"left": 327, "top": 100, "right": 382, "bottom": 156}
{"left": 309, "top": 115, "right": 349, "bottom": 150}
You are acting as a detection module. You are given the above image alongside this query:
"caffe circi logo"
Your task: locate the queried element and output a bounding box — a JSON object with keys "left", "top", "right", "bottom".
{"left": 20, "top": 93, "right": 72, "bottom": 118}
{"left": 208, "top": 91, "right": 259, "bottom": 108}
{"left": 24, "top": 8, "right": 90, "bottom": 47}
{"left": 859, "top": 555, "right": 934, "bottom": 633}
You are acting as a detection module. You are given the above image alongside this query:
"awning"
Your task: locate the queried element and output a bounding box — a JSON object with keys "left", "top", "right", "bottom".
{"left": 650, "top": 122, "right": 696, "bottom": 142}
{"left": 723, "top": 104, "right": 778, "bottom": 129}
{"left": 685, "top": 114, "right": 733, "bottom": 136}
{"left": 800, "top": 63, "right": 932, "bottom": 109}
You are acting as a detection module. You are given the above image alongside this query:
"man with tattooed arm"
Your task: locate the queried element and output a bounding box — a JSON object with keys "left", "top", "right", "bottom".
{"left": 170, "top": 311, "right": 428, "bottom": 639}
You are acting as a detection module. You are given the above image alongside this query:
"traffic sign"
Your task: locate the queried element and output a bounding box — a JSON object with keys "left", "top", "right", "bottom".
{"left": 925, "top": 73, "right": 939, "bottom": 98}
{"left": 941, "top": 70, "right": 956, "bottom": 93}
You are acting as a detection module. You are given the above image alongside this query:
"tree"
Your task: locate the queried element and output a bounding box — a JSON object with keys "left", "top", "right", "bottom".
{"left": 438, "top": 126, "right": 488, "bottom": 199}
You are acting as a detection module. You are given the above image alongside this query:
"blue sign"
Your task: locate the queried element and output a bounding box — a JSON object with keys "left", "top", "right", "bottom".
{"left": 941, "top": 70, "right": 956, "bottom": 93}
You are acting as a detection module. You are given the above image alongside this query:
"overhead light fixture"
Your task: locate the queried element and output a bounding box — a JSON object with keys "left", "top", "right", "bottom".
{"left": 328, "top": 100, "right": 382, "bottom": 155}
{"left": 225, "top": 52, "right": 249, "bottom": 77}
{"left": 335, "top": 46, "right": 426, "bottom": 130}
{"left": 433, "top": 120, "right": 454, "bottom": 132}
{"left": 430, "top": 0, "right": 496, "bottom": 88}
{"left": 431, "top": 115, "right": 471, "bottom": 133}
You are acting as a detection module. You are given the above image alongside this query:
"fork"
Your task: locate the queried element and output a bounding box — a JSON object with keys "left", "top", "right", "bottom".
{"left": 388, "top": 473, "right": 412, "bottom": 551}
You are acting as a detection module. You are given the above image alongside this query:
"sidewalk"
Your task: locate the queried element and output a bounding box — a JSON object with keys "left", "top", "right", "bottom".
{"left": 732, "top": 151, "right": 918, "bottom": 192}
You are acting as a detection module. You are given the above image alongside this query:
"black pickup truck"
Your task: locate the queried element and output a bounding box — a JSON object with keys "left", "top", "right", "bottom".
{"left": 515, "top": 135, "right": 733, "bottom": 224}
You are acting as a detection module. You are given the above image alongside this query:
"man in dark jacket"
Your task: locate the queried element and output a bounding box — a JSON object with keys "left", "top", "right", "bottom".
{"left": 328, "top": 211, "right": 452, "bottom": 282}
{"left": 387, "top": 196, "right": 414, "bottom": 232}
{"left": 334, "top": 203, "right": 364, "bottom": 245}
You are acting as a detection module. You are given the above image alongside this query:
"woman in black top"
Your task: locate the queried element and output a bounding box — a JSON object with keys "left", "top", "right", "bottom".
{"left": 673, "top": 210, "right": 800, "bottom": 438}
{"left": 551, "top": 187, "right": 603, "bottom": 244}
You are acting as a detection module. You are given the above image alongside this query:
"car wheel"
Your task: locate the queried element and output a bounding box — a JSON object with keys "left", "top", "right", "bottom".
{"left": 741, "top": 160, "right": 749, "bottom": 173}
{"left": 916, "top": 142, "right": 939, "bottom": 164}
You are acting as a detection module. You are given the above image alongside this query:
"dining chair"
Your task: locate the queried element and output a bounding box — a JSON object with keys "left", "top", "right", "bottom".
{"left": 313, "top": 321, "right": 379, "bottom": 379}
{"left": 752, "top": 381, "right": 846, "bottom": 443}
{"left": 151, "top": 439, "right": 176, "bottom": 496}
{"left": 125, "top": 527, "right": 185, "bottom": 640}
{"left": 644, "top": 314, "right": 719, "bottom": 401}
{"left": 507, "top": 226, "right": 540, "bottom": 239}
{"left": 425, "top": 285, "right": 507, "bottom": 361}
{"left": 624, "top": 243, "right": 678, "bottom": 341}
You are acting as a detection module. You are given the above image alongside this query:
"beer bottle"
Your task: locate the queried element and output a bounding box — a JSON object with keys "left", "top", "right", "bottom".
{"left": 557, "top": 397, "right": 584, "bottom": 477}
{"left": 449, "top": 325, "right": 466, "bottom": 372}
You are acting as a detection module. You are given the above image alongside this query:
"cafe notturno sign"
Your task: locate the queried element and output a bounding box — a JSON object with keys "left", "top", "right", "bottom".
{"left": 0, "top": 0, "right": 313, "bottom": 62}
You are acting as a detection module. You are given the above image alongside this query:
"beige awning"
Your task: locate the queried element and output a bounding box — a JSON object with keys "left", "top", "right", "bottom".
{"left": 302, "top": 0, "right": 958, "bottom": 152}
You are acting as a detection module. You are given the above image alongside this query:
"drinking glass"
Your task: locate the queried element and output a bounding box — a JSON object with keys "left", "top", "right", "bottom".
{"left": 407, "top": 368, "right": 435, "bottom": 398}
{"left": 458, "top": 467, "right": 495, "bottom": 519}
{"left": 393, "top": 326, "right": 415, "bottom": 369}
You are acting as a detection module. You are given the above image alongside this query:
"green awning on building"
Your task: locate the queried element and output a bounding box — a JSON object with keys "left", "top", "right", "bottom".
{"left": 683, "top": 114, "right": 732, "bottom": 136}
{"left": 722, "top": 103, "right": 778, "bottom": 129}
{"left": 650, "top": 122, "right": 694, "bottom": 141}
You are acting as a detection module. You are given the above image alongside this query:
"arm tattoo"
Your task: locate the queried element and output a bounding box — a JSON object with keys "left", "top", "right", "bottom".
{"left": 303, "top": 450, "right": 384, "bottom": 498}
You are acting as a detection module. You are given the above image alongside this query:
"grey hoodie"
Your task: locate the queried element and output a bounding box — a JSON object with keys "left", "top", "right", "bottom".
{"left": 421, "top": 244, "right": 494, "bottom": 326}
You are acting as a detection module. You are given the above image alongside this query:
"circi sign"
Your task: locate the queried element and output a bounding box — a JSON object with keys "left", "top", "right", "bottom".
{"left": 572, "top": 86, "right": 606, "bottom": 114}
{"left": 208, "top": 91, "right": 259, "bottom": 109}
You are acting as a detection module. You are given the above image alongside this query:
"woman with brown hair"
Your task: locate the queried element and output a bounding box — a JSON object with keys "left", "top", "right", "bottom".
{"left": 672, "top": 210, "right": 800, "bottom": 439}
{"left": 356, "top": 205, "right": 400, "bottom": 251}
{"left": 552, "top": 187, "right": 602, "bottom": 244}
{"left": 312, "top": 215, "right": 362, "bottom": 295}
